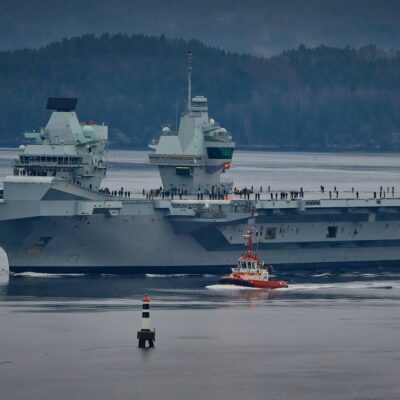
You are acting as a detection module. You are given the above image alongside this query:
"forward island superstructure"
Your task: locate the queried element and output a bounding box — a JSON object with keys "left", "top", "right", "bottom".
{"left": 13, "top": 97, "right": 107, "bottom": 191}
{"left": 1, "top": 55, "right": 400, "bottom": 274}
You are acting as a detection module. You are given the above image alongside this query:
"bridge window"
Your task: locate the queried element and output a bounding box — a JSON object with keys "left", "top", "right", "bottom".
{"left": 207, "top": 147, "right": 234, "bottom": 159}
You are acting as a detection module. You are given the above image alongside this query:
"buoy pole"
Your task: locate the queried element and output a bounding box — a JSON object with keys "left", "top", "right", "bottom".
{"left": 137, "top": 293, "right": 155, "bottom": 348}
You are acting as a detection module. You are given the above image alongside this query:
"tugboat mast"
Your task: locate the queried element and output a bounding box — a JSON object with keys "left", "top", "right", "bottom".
{"left": 246, "top": 230, "right": 253, "bottom": 253}
{"left": 244, "top": 229, "right": 256, "bottom": 255}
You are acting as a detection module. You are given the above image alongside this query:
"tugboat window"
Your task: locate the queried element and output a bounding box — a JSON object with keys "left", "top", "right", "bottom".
{"left": 327, "top": 226, "right": 338, "bottom": 238}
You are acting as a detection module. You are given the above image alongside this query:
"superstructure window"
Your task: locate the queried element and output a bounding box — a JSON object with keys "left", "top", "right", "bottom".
{"left": 176, "top": 167, "right": 192, "bottom": 176}
{"left": 21, "top": 156, "right": 82, "bottom": 165}
{"left": 207, "top": 147, "right": 234, "bottom": 159}
{"left": 326, "top": 226, "right": 338, "bottom": 238}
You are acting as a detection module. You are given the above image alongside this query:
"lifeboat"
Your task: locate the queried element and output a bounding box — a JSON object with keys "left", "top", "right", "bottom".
{"left": 219, "top": 229, "right": 288, "bottom": 289}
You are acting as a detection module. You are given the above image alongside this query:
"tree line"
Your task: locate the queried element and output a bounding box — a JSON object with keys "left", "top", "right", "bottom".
{"left": 0, "top": 34, "right": 399, "bottom": 150}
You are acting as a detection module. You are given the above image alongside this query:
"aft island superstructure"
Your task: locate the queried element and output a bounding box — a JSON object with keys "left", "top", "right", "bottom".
{"left": 1, "top": 56, "right": 400, "bottom": 274}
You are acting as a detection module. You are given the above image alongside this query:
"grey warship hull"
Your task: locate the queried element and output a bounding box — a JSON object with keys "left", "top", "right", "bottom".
{"left": 2, "top": 177, "right": 400, "bottom": 274}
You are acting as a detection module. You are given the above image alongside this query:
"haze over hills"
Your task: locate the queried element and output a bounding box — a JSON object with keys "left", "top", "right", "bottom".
{"left": 0, "top": 34, "right": 399, "bottom": 150}
{"left": 0, "top": 0, "right": 399, "bottom": 56}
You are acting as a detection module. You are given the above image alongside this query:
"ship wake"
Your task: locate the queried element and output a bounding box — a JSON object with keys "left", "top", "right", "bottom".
{"left": 10, "top": 272, "right": 87, "bottom": 278}
{"left": 205, "top": 284, "right": 260, "bottom": 291}
{"left": 282, "top": 280, "right": 399, "bottom": 291}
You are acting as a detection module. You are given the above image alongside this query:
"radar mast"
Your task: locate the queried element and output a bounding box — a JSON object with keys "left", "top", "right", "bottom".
{"left": 187, "top": 50, "right": 192, "bottom": 111}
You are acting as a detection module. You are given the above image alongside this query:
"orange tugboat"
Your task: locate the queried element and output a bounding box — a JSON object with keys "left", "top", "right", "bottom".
{"left": 219, "top": 229, "right": 288, "bottom": 289}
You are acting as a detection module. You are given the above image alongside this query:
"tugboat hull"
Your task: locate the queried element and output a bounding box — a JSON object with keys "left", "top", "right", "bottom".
{"left": 219, "top": 276, "right": 288, "bottom": 289}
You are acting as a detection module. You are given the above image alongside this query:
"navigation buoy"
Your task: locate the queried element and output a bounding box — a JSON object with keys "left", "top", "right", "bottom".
{"left": 137, "top": 293, "right": 155, "bottom": 348}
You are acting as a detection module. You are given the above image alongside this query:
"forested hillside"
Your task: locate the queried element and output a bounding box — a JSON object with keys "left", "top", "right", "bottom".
{"left": 0, "top": 34, "right": 399, "bottom": 150}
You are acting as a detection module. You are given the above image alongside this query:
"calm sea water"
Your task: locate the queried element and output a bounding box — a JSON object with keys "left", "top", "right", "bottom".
{"left": 1, "top": 149, "right": 400, "bottom": 399}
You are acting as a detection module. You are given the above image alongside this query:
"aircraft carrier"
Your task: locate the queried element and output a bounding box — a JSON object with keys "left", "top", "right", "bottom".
{"left": 1, "top": 56, "right": 400, "bottom": 274}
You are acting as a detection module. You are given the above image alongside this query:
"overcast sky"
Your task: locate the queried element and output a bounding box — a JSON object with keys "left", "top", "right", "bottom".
{"left": 0, "top": 0, "right": 399, "bottom": 56}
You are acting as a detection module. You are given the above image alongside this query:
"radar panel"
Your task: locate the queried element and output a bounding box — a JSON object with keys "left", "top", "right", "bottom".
{"left": 46, "top": 98, "right": 78, "bottom": 111}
